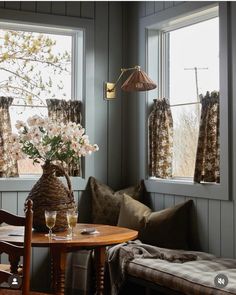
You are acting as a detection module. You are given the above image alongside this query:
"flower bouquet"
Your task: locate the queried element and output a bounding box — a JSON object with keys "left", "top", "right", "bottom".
{"left": 10, "top": 115, "right": 98, "bottom": 232}
{"left": 11, "top": 115, "right": 98, "bottom": 166}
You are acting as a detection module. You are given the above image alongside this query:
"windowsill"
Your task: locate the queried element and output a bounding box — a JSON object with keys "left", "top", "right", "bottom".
{"left": 144, "top": 177, "right": 227, "bottom": 200}
{"left": 15, "top": 175, "right": 41, "bottom": 179}
{"left": 149, "top": 176, "right": 193, "bottom": 183}
{"left": 148, "top": 176, "right": 220, "bottom": 185}
{"left": 0, "top": 176, "right": 87, "bottom": 192}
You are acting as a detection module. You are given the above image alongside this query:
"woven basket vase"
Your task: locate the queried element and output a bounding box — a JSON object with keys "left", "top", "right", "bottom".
{"left": 27, "top": 161, "right": 76, "bottom": 232}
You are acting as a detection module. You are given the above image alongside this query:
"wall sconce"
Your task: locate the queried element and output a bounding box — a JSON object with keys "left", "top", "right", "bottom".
{"left": 104, "top": 65, "right": 157, "bottom": 100}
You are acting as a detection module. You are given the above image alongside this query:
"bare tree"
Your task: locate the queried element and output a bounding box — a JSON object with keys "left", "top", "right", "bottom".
{"left": 0, "top": 30, "right": 70, "bottom": 104}
{"left": 173, "top": 105, "right": 200, "bottom": 177}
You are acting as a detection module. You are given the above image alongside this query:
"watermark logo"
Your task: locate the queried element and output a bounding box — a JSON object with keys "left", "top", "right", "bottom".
{"left": 8, "top": 274, "right": 22, "bottom": 289}
{"left": 214, "top": 274, "right": 228, "bottom": 288}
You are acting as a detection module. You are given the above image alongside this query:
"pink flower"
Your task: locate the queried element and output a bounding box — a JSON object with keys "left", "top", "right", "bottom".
{"left": 15, "top": 120, "right": 26, "bottom": 130}
{"left": 9, "top": 133, "right": 19, "bottom": 143}
{"left": 27, "top": 115, "right": 41, "bottom": 126}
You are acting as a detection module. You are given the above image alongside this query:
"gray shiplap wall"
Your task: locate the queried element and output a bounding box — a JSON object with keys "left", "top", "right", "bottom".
{"left": 0, "top": 1, "right": 124, "bottom": 292}
{"left": 125, "top": 1, "right": 236, "bottom": 259}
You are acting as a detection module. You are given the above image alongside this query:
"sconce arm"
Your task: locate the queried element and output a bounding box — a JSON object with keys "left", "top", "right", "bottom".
{"left": 108, "top": 65, "right": 141, "bottom": 92}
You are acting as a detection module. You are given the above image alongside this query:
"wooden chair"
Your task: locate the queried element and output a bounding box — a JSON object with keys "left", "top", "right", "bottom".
{"left": 0, "top": 199, "right": 51, "bottom": 295}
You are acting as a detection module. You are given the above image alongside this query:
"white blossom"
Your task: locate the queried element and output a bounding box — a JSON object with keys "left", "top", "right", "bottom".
{"left": 12, "top": 115, "right": 99, "bottom": 165}
{"left": 27, "top": 115, "right": 41, "bottom": 126}
{"left": 15, "top": 120, "right": 26, "bottom": 130}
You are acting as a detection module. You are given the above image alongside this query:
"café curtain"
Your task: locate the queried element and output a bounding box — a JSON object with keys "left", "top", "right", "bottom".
{"left": 149, "top": 98, "right": 173, "bottom": 178}
{"left": 46, "top": 99, "right": 82, "bottom": 176}
{"left": 0, "top": 96, "right": 18, "bottom": 177}
{"left": 194, "top": 91, "right": 220, "bottom": 183}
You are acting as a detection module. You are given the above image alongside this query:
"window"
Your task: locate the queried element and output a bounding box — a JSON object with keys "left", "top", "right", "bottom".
{"left": 144, "top": 2, "right": 229, "bottom": 199}
{"left": 0, "top": 22, "right": 83, "bottom": 176}
{"left": 166, "top": 17, "right": 219, "bottom": 178}
{"left": 149, "top": 8, "right": 219, "bottom": 180}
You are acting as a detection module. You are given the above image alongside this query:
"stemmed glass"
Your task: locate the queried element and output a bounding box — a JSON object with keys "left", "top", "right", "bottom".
{"left": 67, "top": 210, "right": 78, "bottom": 239}
{"left": 45, "top": 210, "right": 57, "bottom": 239}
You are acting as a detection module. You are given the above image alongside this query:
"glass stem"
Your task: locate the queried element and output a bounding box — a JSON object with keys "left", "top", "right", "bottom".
{"left": 49, "top": 228, "right": 52, "bottom": 239}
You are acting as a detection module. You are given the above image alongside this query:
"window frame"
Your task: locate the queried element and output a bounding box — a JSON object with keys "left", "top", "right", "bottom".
{"left": 0, "top": 22, "right": 83, "bottom": 102}
{"left": 160, "top": 9, "right": 219, "bottom": 179}
{"left": 4, "top": 22, "right": 82, "bottom": 177}
{"left": 139, "top": 2, "right": 230, "bottom": 200}
{"left": 0, "top": 9, "right": 95, "bottom": 191}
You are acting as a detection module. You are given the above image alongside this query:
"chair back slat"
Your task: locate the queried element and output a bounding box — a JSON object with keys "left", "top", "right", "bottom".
{"left": 0, "top": 199, "right": 33, "bottom": 294}
{"left": 0, "top": 270, "right": 14, "bottom": 285}
{"left": 0, "top": 241, "right": 23, "bottom": 256}
{"left": 0, "top": 211, "right": 25, "bottom": 226}
{"left": 22, "top": 200, "right": 33, "bottom": 295}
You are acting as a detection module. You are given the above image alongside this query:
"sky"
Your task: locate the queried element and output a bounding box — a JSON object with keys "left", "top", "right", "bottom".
{"left": 169, "top": 17, "right": 219, "bottom": 105}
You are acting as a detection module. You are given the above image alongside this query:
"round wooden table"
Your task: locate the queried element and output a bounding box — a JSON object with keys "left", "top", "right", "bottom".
{"left": 0, "top": 223, "right": 138, "bottom": 295}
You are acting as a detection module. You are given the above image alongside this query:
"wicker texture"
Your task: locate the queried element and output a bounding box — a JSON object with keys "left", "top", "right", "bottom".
{"left": 27, "top": 162, "right": 76, "bottom": 232}
{"left": 121, "top": 69, "right": 157, "bottom": 92}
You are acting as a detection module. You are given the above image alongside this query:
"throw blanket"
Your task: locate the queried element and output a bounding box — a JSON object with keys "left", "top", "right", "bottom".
{"left": 107, "top": 240, "right": 197, "bottom": 295}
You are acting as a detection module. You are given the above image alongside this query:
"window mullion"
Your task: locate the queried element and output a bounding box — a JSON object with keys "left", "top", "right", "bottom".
{"left": 157, "top": 31, "right": 162, "bottom": 98}
{"left": 164, "top": 32, "right": 170, "bottom": 98}
{"left": 158, "top": 31, "right": 170, "bottom": 99}
{"left": 71, "top": 33, "right": 77, "bottom": 100}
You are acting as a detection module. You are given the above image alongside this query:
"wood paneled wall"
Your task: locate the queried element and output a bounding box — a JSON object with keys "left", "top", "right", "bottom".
{"left": 0, "top": 2, "right": 95, "bottom": 18}
{"left": 125, "top": 1, "right": 236, "bottom": 259}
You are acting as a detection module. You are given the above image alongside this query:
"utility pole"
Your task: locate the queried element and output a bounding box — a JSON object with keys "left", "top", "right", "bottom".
{"left": 184, "top": 67, "right": 208, "bottom": 117}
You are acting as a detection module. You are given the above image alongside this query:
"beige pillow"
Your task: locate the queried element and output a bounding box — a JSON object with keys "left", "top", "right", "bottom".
{"left": 90, "top": 177, "right": 144, "bottom": 225}
{"left": 118, "top": 194, "right": 193, "bottom": 250}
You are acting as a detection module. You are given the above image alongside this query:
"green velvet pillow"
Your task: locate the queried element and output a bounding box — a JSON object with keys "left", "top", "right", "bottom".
{"left": 90, "top": 177, "right": 145, "bottom": 225}
{"left": 118, "top": 194, "right": 193, "bottom": 250}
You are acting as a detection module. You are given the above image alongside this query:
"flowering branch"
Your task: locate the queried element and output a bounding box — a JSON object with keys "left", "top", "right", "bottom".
{"left": 9, "top": 115, "right": 99, "bottom": 166}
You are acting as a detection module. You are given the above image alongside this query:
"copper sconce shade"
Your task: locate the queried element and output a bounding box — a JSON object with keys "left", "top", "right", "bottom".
{"left": 121, "top": 68, "right": 157, "bottom": 92}
{"left": 104, "top": 65, "right": 157, "bottom": 100}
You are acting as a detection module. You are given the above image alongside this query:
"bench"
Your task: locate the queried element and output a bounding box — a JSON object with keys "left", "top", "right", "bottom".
{"left": 118, "top": 247, "right": 236, "bottom": 295}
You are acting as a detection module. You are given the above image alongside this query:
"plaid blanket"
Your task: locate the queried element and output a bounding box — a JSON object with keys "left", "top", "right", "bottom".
{"left": 127, "top": 250, "right": 236, "bottom": 295}
{"left": 107, "top": 240, "right": 198, "bottom": 295}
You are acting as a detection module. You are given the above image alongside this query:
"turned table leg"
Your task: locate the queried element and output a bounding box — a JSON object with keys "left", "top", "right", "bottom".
{"left": 50, "top": 246, "right": 67, "bottom": 295}
{"left": 94, "top": 246, "right": 106, "bottom": 295}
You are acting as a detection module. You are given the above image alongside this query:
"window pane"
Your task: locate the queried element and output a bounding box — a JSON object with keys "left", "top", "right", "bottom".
{"left": 172, "top": 104, "right": 201, "bottom": 177}
{"left": 168, "top": 17, "right": 219, "bottom": 178}
{"left": 169, "top": 17, "right": 219, "bottom": 105}
{"left": 0, "top": 30, "right": 72, "bottom": 103}
{"left": 0, "top": 28, "right": 73, "bottom": 176}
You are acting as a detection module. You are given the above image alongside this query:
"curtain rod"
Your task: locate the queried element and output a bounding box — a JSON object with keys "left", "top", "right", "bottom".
{"left": 170, "top": 101, "right": 200, "bottom": 107}
{"left": 11, "top": 104, "right": 47, "bottom": 108}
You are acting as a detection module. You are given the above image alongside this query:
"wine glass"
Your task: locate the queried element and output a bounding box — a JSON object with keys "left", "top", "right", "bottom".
{"left": 67, "top": 210, "right": 78, "bottom": 239}
{"left": 45, "top": 210, "right": 57, "bottom": 239}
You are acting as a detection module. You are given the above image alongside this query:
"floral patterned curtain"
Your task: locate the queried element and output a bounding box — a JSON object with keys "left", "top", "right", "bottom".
{"left": 194, "top": 91, "right": 220, "bottom": 183}
{"left": 149, "top": 98, "right": 173, "bottom": 178}
{"left": 0, "top": 97, "right": 18, "bottom": 177}
{"left": 46, "top": 99, "right": 82, "bottom": 176}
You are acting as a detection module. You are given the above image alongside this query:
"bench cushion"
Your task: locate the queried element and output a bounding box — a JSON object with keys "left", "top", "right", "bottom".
{"left": 126, "top": 251, "right": 236, "bottom": 295}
